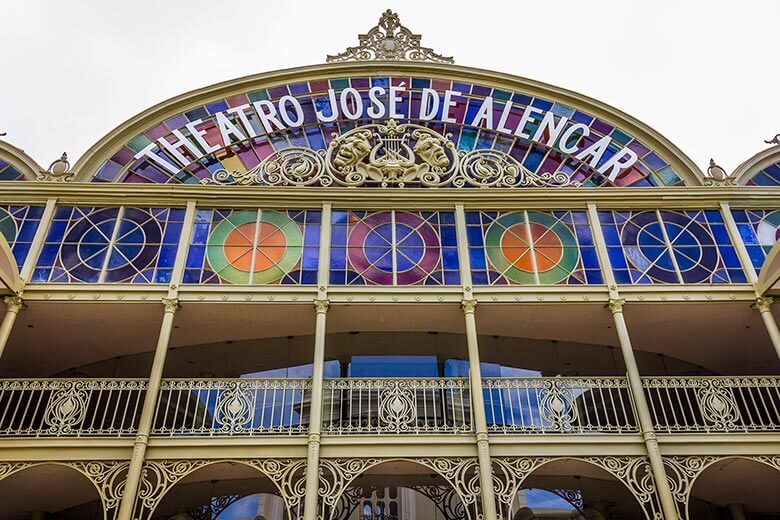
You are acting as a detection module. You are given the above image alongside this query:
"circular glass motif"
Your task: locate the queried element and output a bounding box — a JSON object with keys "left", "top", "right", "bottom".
{"left": 206, "top": 210, "right": 303, "bottom": 284}
{"left": 0, "top": 208, "right": 17, "bottom": 245}
{"left": 622, "top": 212, "right": 717, "bottom": 283}
{"left": 757, "top": 211, "right": 780, "bottom": 250}
{"left": 484, "top": 212, "right": 580, "bottom": 285}
{"left": 347, "top": 212, "right": 440, "bottom": 285}
{"left": 61, "top": 208, "right": 162, "bottom": 282}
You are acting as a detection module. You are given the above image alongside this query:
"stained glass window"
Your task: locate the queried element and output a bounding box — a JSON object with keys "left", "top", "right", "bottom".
{"left": 599, "top": 210, "right": 746, "bottom": 284}
{"left": 0, "top": 206, "right": 43, "bottom": 267}
{"left": 746, "top": 161, "right": 780, "bottom": 186}
{"left": 92, "top": 76, "right": 682, "bottom": 188}
{"left": 329, "top": 211, "right": 459, "bottom": 285}
{"left": 0, "top": 160, "right": 26, "bottom": 181}
{"left": 183, "top": 209, "right": 319, "bottom": 285}
{"left": 466, "top": 211, "right": 601, "bottom": 285}
{"left": 731, "top": 209, "right": 780, "bottom": 271}
{"left": 32, "top": 207, "right": 184, "bottom": 283}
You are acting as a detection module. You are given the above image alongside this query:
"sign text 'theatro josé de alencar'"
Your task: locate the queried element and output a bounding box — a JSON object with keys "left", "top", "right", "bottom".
{"left": 134, "top": 86, "right": 639, "bottom": 181}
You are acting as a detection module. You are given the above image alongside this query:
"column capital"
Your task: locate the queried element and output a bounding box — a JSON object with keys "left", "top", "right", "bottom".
{"left": 161, "top": 298, "right": 180, "bottom": 313}
{"left": 461, "top": 299, "right": 478, "bottom": 314}
{"left": 753, "top": 296, "right": 774, "bottom": 313}
{"left": 606, "top": 298, "right": 625, "bottom": 314}
{"left": 2, "top": 296, "right": 25, "bottom": 313}
{"left": 314, "top": 299, "right": 330, "bottom": 314}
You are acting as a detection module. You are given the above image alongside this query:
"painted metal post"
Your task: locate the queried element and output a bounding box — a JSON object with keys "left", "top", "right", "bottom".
{"left": 462, "top": 300, "right": 498, "bottom": 520}
{"left": 753, "top": 297, "right": 780, "bottom": 360}
{"left": 116, "top": 297, "right": 179, "bottom": 520}
{"left": 608, "top": 298, "right": 678, "bottom": 520}
{"left": 303, "top": 299, "right": 329, "bottom": 520}
{"left": 0, "top": 296, "right": 24, "bottom": 360}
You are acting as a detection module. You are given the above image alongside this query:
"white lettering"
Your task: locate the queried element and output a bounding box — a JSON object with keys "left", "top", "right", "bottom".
{"left": 599, "top": 147, "right": 639, "bottom": 181}
{"left": 559, "top": 124, "right": 590, "bottom": 153}
{"left": 278, "top": 96, "right": 304, "bottom": 127}
{"left": 389, "top": 85, "right": 405, "bottom": 118}
{"left": 496, "top": 101, "right": 514, "bottom": 133}
{"left": 442, "top": 90, "right": 461, "bottom": 124}
{"left": 314, "top": 89, "right": 339, "bottom": 123}
{"left": 470, "top": 96, "right": 494, "bottom": 129}
{"left": 215, "top": 112, "right": 246, "bottom": 145}
{"left": 252, "top": 100, "right": 285, "bottom": 133}
{"left": 157, "top": 129, "right": 201, "bottom": 165}
{"left": 532, "top": 112, "right": 569, "bottom": 147}
{"left": 419, "top": 88, "right": 440, "bottom": 121}
{"left": 514, "top": 106, "right": 544, "bottom": 139}
{"left": 185, "top": 119, "right": 219, "bottom": 154}
{"left": 575, "top": 135, "right": 612, "bottom": 168}
{"left": 133, "top": 142, "right": 180, "bottom": 175}
{"left": 340, "top": 88, "right": 363, "bottom": 120}
{"left": 367, "top": 86, "right": 386, "bottom": 118}
{"left": 227, "top": 104, "right": 258, "bottom": 138}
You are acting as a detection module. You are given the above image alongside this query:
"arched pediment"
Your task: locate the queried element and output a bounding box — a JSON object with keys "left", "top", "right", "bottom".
{"left": 733, "top": 144, "right": 780, "bottom": 186}
{"left": 71, "top": 62, "right": 704, "bottom": 188}
{"left": 0, "top": 140, "right": 42, "bottom": 182}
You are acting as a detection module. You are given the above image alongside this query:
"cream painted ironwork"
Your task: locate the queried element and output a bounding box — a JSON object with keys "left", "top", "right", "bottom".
{"left": 644, "top": 376, "right": 780, "bottom": 433}
{"left": 483, "top": 377, "right": 638, "bottom": 434}
{"left": 153, "top": 378, "right": 312, "bottom": 436}
{"left": 0, "top": 378, "right": 145, "bottom": 437}
{"left": 322, "top": 378, "right": 472, "bottom": 435}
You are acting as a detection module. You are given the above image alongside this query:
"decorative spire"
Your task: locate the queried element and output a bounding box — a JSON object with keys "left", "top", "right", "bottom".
{"left": 765, "top": 133, "right": 780, "bottom": 146}
{"left": 704, "top": 158, "right": 736, "bottom": 186}
{"left": 37, "top": 152, "right": 74, "bottom": 182}
{"left": 327, "top": 9, "right": 454, "bottom": 64}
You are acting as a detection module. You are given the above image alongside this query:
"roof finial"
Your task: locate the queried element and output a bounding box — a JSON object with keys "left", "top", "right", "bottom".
{"left": 764, "top": 133, "right": 780, "bottom": 146}
{"left": 704, "top": 158, "right": 736, "bottom": 186}
{"left": 37, "top": 152, "right": 74, "bottom": 182}
{"left": 327, "top": 9, "right": 454, "bottom": 64}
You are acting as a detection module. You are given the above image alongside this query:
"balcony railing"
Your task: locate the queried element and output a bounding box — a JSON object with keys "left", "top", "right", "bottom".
{"left": 0, "top": 379, "right": 146, "bottom": 437}
{"left": 153, "top": 379, "right": 312, "bottom": 436}
{"left": 644, "top": 376, "right": 780, "bottom": 433}
{"left": 483, "top": 377, "right": 638, "bottom": 434}
{"left": 0, "top": 376, "right": 777, "bottom": 438}
{"left": 322, "top": 378, "right": 472, "bottom": 434}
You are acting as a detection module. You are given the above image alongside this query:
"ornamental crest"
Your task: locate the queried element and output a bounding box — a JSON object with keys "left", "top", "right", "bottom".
{"left": 202, "top": 121, "right": 580, "bottom": 189}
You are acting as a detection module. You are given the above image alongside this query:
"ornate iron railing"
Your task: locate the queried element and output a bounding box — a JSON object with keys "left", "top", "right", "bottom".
{"left": 0, "top": 379, "right": 146, "bottom": 437}
{"left": 483, "top": 377, "right": 638, "bottom": 434}
{"left": 153, "top": 379, "right": 312, "bottom": 436}
{"left": 643, "top": 376, "right": 780, "bottom": 433}
{"left": 322, "top": 378, "right": 472, "bottom": 434}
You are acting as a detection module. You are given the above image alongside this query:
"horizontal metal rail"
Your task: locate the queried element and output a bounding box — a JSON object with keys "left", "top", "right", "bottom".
{"left": 153, "top": 379, "right": 312, "bottom": 436}
{"left": 643, "top": 376, "right": 780, "bottom": 433}
{"left": 483, "top": 377, "right": 638, "bottom": 434}
{"left": 322, "top": 378, "right": 472, "bottom": 434}
{"left": 0, "top": 379, "right": 146, "bottom": 437}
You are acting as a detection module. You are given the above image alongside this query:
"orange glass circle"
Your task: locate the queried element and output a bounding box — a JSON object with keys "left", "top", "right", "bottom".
{"left": 501, "top": 222, "right": 563, "bottom": 272}
{"left": 224, "top": 222, "right": 286, "bottom": 272}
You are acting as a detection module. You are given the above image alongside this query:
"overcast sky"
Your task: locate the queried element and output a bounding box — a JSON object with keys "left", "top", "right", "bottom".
{"left": 2, "top": 1, "right": 778, "bottom": 174}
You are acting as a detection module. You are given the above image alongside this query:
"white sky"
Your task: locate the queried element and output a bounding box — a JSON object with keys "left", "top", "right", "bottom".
{"left": 2, "top": 0, "right": 778, "bottom": 174}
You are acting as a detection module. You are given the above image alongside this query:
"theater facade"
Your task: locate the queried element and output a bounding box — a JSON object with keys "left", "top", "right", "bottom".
{"left": 1, "top": 10, "right": 779, "bottom": 520}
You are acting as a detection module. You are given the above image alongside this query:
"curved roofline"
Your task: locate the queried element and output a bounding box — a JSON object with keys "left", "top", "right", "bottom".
{"left": 0, "top": 139, "right": 43, "bottom": 180}
{"left": 70, "top": 61, "right": 705, "bottom": 185}
{"left": 733, "top": 144, "right": 780, "bottom": 185}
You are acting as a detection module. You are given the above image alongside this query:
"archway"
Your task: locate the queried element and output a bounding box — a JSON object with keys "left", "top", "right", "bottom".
{"left": 687, "top": 457, "right": 780, "bottom": 519}
{"left": 0, "top": 463, "right": 104, "bottom": 520}
{"left": 318, "top": 458, "right": 480, "bottom": 520}
{"left": 148, "top": 461, "right": 300, "bottom": 520}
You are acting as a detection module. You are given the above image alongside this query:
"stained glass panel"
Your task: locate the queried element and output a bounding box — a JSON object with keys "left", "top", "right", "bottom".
{"left": 466, "top": 211, "right": 601, "bottom": 285}
{"left": 183, "top": 209, "right": 319, "bottom": 285}
{"left": 0, "top": 206, "right": 43, "bottom": 268}
{"left": 93, "top": 76, "right": 683, "bottom": 188}
{"left": 329, "top": 211, "right": 459, "bottom": 285}
{"left": 0, "top": 160, "right": 26, "bottom": 182}
{"left": 746, "top": 161, "right": 780, "bottom": 186}
{"left": 731, "top": 209, "right": 780, "bottom": 271}
{"left": 599, "top": 210, "right": 746, "bottom": 284}
{"left": 32, "top": 207, "right": 184, "bottom": 283}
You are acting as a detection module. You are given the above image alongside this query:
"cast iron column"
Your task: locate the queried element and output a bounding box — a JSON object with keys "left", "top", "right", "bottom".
{"left": 0, "top": 296, "right": 24, "bottom": 359}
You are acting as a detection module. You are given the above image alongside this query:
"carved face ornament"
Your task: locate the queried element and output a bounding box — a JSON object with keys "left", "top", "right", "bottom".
{"left": 413, "top": 134, "right": 449, "bottom": 169}
{"left": 333, "top": 131, "right": 372, "bottom": 169}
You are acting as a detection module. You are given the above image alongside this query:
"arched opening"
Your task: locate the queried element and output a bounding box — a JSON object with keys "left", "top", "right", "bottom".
{"left": 688, "top": 458, "right": 780, "bottom": 519}
{"left": 150, "top": 462, "right": 298, "bottom": 520}
{"left": 322, "top": 459, "right": 478, "bottom": 520}
{"left": 0, "top": 463, "right": 103, "bottom": 520}
{"left": 502, "top": 458, "right": 647, "bottom": 520}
